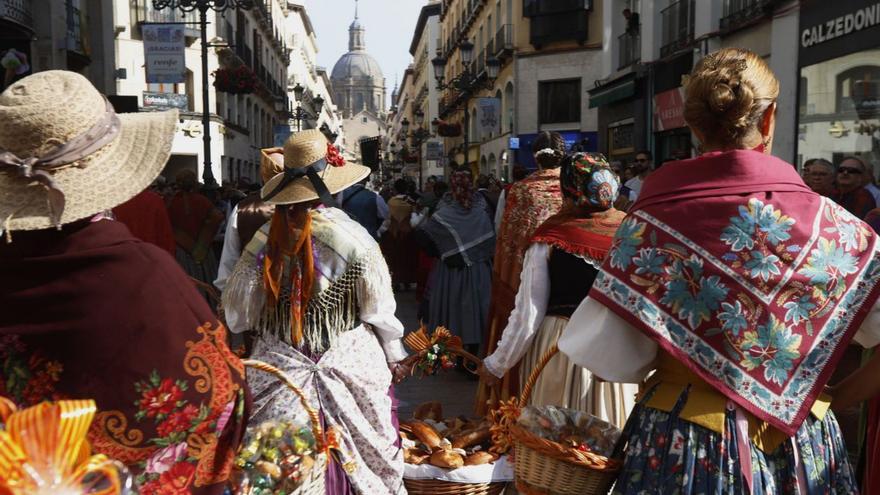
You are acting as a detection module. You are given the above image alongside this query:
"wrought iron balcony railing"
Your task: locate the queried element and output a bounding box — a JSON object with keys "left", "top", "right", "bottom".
{"left": 660, "top": 0, "right": 695, "bottom": 58}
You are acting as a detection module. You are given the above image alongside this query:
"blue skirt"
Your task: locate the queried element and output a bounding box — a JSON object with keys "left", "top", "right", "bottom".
{"left": 611, "top": 387, "right": 859, "bottom": 494}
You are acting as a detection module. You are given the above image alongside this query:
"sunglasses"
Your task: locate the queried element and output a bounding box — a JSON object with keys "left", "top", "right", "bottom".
{"left": 837, "top": 166, "right": 864, "bottom": 175}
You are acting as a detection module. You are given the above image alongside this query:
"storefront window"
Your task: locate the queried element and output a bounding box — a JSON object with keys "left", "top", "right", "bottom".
{"left": 798, "top": 49, "right": 880, "bottom": 175}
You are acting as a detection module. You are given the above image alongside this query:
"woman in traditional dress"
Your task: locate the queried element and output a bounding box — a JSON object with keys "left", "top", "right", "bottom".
{"left": 222, "top": 129, "right": 410, "bottom": 495}
{"left": 415, "top": 168, "right": 495, "bottom": 355}
{"left": 479, "top": 152, "right": 636, "bottom": 426}
{"left": 560, "top": 48, "right": 880, "bottom": 493}
{"left": 0, "top": 71, "right": 248, "bottom": 494}
{"left": 476, "top": 131, "right": 566, "bottom": 413}
{"left": 383, "top": 178, "right": 418, "bottom": 291}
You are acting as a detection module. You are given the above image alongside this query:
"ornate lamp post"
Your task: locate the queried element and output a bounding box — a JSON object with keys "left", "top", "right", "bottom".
{"left": 152, "top": 0, "right": 254, "bottom": 187}
{"left": 432, "top": 39, "right": 500, "bottom": 171}
{"left": 400, "top": 115, "right": 436, "bottom": 188}
{"left": 291, "top": 83, "right": 324, "bottom": 131}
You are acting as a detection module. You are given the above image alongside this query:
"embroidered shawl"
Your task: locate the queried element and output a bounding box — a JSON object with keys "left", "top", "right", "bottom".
{"left": 591, "top": 150, "right": 880, "bottom": 436}
{"left": 0, "top": 220, "right": 248, "bottom": 494}
{"left": 531, "top": 208, "right": 626, "bottom": 267}
{"left": 223, "top": 207, "right": 384, "bottom": 354}
{"left": 477, "top": 168, "right": 563, "bottom": 414}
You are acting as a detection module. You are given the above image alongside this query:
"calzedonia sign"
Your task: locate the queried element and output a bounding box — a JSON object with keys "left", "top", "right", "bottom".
{"left": 799, "top": 0, "right": 880, "bottom": 67}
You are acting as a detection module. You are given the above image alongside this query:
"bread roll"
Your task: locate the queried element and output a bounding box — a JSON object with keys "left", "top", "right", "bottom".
{"left": 451, "top": 425, "right": 491, "bottom": 449}
{"left": 429, "top": 449, "right": 464, "bottom": 469}
{"left": 404, "top": 448, "right": 431, "bottom": 465}
{"left": 413, "top": 401, "right": 443, "bottom": 421}
{"left": 464, "top": 451, "right": 498, "bottom": 466}
{"left": 409, "top": 420, "right": 443, "bottom": 449}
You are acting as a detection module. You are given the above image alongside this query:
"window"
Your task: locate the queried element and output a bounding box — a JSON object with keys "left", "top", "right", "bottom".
{"left": 146, "top": 82, "right": 177, "bottom": 93}
{"left": 835, "top": 65, "right": 880, "bottom": 116}
{"left": 538, "top": 79, "right": 581, "bottom": 124}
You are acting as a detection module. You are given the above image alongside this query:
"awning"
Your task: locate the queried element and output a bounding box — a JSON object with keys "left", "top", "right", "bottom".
{"left": 588, "top": 79, "right": 635, "bottom": 108}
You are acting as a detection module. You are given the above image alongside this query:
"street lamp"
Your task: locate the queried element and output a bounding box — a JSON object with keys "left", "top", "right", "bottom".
{"left": 401, "top": 117, "right": 410, "bottom": 134}
{"left": 152, "top": 0, "right": 254, "bottom": 187}
{"left": 290, "top": 82, "right": 323, "bottom": 131}
{"left": 432, "top": 38, "right": 499, "bottom": 172}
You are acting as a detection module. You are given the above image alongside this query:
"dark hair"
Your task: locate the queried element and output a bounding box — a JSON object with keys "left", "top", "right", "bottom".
{"left": 840, "top": 156, "right": 867, "bottom": 171}
{"left": 512, "top": 164, "right": 529, "bottom": 182}
{"left": 476, "top": 174, "right": 491, "bottom": 189}
{"left": 393, "top": 178, "right": 409, "bottom": 194}
{"left": 531, "top": 131, "right": 566, "bottom": 169}
{"left": 433, "top": 181, "right": 449, "bottom": 197}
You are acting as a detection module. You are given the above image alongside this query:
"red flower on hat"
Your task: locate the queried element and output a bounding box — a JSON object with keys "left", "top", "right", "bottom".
{"left": 326, "top": 143, "right": 345, "bottom": 167}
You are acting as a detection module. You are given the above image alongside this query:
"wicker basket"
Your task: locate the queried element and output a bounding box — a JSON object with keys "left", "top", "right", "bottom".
{"left": 401, "top": 327, "right": 509, "bottom": 494}
{"left": 509, "top": 345, "right": 621, "bottom": 495}
{"left": 239, "top": 359, "right": 328, "bottom": 495}
{"left": 404, "top": 478, "right": 508, "bottom": 494}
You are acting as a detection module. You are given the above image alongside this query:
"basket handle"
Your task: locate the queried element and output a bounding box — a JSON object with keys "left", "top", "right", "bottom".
{"left": 242, "top": 359, "right": 325, "bottom": 453}
{"left": 518, "top": 344, "right": 559, "bottom": 407}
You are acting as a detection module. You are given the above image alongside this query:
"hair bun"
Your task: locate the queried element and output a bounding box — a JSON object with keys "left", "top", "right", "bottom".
{"left": 709, "top": 81, "right": 737, "bottom": 113}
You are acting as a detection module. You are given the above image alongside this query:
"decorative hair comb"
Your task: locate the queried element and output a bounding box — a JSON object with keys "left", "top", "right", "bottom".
{"left": 700, "top": 55, "right": 748, "bottom": 74}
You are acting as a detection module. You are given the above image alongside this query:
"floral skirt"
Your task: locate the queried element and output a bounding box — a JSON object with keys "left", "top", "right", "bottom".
{"left": 612, "top": 387, "right": 859, "bottom": 494}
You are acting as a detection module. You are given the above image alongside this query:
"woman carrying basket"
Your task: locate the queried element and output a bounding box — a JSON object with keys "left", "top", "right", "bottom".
{"left": 479, "top": 152, "right": 637, "bottom": 427}
{"left": 560, "top": 48, "right": 880, "bottom": 492}
{"left": 222, "top": 129, "right": 410, "bottom": 495}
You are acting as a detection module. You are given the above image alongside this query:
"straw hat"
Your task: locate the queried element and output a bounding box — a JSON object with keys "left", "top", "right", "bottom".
{"left": 0, "top": 70, "right": 177, "bottom": 232}
{"left": 261, "top": 129, "right": 370, "bottom": 205}
{"left": 260, "top": 147, "right": 284, "bottom": 184}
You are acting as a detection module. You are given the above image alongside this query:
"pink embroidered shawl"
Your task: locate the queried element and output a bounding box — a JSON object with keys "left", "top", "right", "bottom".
{"left": 591, "top": 149, "right": 880, "bottom": 435}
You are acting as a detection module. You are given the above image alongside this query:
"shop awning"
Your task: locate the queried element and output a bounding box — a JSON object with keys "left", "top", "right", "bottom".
{"left": 588, "top": 79, "right": 635, "bottom": 108}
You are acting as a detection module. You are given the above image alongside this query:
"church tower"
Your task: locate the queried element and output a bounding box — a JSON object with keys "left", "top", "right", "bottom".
{"left": 331, "top": 0, "right": 386, "bottom": 119}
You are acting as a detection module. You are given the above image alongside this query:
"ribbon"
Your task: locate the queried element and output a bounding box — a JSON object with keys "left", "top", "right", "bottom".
{"left": 0, "top": 98, "right": 121, "bottom": 228}
{"left": 0, "top": 400, "right": 122, "bottom": 495}
{"left": 262, "top": 158, "right": 339, "bottom": 209}
{"left": 403, "top": 326, "right": 463, "bottom": 354}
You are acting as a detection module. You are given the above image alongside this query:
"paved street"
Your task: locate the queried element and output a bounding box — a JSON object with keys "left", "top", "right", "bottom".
{"left": 393, "top": 291, "right": 480, "bottom": 420}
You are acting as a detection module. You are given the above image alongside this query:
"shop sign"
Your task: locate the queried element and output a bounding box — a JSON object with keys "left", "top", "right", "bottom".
{"left": 425, "top": 141, "right": 443, "bottom": 161}
{"left": 608, "top": 122, "right": 635, "bottom": 156}
{"left": 142, "top": 91, "right": 188, "bottom": 110}
{"left": 143, "top": 24, "right": 186, "bottom": 84}
{"left": 654, "top": 87, "right": 686, "bottom": 132}
{"left": 799, "top": 1, "right": 880, "bottom": 67}
{"left": 508, "top": 137, "right": 520, "bottom": 149}
{"left": 476, "top": 97, "right": 501, "bottom": 136}
{"left": 800, "top": 3, "right": 880, "bottom": 49}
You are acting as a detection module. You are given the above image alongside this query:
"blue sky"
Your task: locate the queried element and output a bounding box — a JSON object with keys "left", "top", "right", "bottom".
{"left": 303, "top": 0, "right": 426, "bottom": 105}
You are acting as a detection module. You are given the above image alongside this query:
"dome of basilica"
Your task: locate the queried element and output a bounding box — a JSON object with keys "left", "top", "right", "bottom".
{"left": 331, "top": 51, "right": 383, "bottom": 81}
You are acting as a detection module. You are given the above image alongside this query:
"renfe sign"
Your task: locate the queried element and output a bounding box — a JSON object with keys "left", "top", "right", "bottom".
{"left": 801, "top": 2, "right": 880, "bottom": 48}
{"left": 799, "top": 0, "right": 880, "bottom": 67}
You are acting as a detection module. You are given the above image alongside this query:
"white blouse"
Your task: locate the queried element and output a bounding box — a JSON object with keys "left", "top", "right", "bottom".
{"left": 483, "top": 243, "right": 552, "bottom": 378}
{"left": 558, "top": 294, "right": 880, "bottom": 384}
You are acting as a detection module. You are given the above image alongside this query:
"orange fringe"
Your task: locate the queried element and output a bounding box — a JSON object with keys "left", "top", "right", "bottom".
{"left": 263, "top": 207, "right": 315, "bottom": 346}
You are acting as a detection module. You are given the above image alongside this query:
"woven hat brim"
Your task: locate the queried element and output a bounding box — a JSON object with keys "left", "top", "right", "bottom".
{"left": 261, "top": 161, "right": 372, "bottom": 206}
{"left": 0, "top": 110, "right": 178, "bottom": 231}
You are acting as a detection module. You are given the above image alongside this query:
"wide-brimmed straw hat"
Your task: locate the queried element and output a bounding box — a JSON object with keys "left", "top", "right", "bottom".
{"left": 0, "top": 70, "right": 177, "bottom": 233}
{"left": 261, "top": 129, "right": 370, "bottom": 206}
{"left": 260, "top": 147, "right": 284, "bottom": 184}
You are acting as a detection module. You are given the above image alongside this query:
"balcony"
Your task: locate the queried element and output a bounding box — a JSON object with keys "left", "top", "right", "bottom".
{"left": 494, "top": 24, "right": 514, "bottom": 59}
{"left": 0, "top": 0, "right": 33, "bottom": 31}
{"left": 65, "top": 0, "right": 87, "bottom": 56}
{"left": 134, "top": 1, "right": 199, "bottom": 38}
{"left": 720, "top": 0, "right": 778, "bottom": 32}
{"left": 660, "top": 0, "right": 695, "bottom": 58}
{"left": 618, "top": 32, "right": 640, "bottom": 69}
{"left": 529, "top": 11, "right": 589, "bottom": 48}
{"left": 523, "top": 0, "right": 591, "bottom": 17}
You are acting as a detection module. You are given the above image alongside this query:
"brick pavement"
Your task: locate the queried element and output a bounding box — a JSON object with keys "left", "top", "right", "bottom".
{"left": 392, "top": 290, "right": 480, "bottom": 420}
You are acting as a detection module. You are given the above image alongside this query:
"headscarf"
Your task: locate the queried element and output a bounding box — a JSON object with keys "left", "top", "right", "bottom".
{"left": 450, "top": 169, "right": 475, "bottom": 210}
{"left": 560, "top": 152, "right": 619, "bottom": 210}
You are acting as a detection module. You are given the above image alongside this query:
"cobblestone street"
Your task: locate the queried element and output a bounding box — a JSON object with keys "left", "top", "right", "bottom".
{"left": 393, "top": 291, "right": 480, "bottom": 420}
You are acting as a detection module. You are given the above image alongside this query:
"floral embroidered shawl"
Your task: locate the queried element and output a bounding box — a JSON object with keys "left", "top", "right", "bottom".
{"left": 591, "top": 150, "right": 880, "bottom": 435}
{"left": 0, "top": 220, "right": 248, "bottom": 494}
{"left": 476, "top": 168, "right": 563, "bottom": 414}
{"left": 531, "top": 209, "right": 626, "bottom": 267}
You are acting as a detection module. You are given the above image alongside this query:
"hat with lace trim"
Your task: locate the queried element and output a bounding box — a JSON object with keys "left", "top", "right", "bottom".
{"left": 0, "top": 70, "right": 177, "bottom": 237}
{"left": 261, "top": 128, "right": 370, "bottom": 206}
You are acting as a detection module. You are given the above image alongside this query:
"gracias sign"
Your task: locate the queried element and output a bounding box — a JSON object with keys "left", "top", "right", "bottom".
{"left": 801, "top": 3, "right": 880, "bottom": 48}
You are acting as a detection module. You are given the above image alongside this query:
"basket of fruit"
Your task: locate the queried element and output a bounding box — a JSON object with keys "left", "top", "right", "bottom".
{"left": 491, "top": 345, "right": 622, "bottom": 495}
{"left": 234, "top": 359, "right": 333, "bottom": 495}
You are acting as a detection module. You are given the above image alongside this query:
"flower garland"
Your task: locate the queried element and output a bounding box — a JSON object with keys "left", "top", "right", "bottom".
{"left": 403, "top": 326, "right": 465, "bottom": 377}
{"left": 213, "top": 66, "right": 257, "bottom": 95}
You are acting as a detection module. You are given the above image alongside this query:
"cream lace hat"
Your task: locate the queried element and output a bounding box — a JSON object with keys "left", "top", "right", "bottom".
{"left": 261, "top": 129, "right": 370, "bottom": 206}
{"left": 0, "top": 70, "right": 177, "bottom": 233}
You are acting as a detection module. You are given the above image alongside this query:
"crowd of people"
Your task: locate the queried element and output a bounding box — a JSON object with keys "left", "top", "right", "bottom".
{"left": 5, "top": 46, "right": 880, "bottom": 495}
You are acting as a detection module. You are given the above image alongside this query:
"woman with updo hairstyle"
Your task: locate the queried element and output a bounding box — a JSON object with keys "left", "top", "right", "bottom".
{"left": 480, "top": 151, "right": 637, "bottom": 425}
{"left": 559, "top": 48, "right": 880, "bottom": 492}
{"left": 475, "top": 131, "right": 567, "bottom": 413}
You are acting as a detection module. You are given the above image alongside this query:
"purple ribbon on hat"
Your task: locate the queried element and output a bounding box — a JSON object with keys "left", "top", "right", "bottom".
{"left": 0, "top": 98, "right": 121, "bottom": 227}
